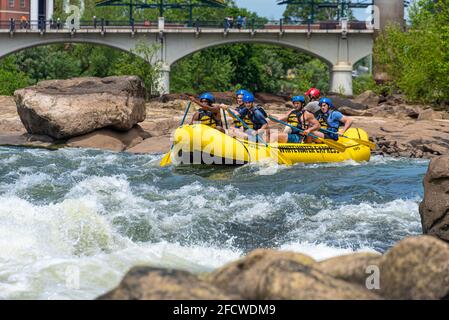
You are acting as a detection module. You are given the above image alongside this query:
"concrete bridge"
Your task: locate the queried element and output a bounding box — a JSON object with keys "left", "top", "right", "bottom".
{"left": 0, "top": 22, "right": 374, "bottom": 96}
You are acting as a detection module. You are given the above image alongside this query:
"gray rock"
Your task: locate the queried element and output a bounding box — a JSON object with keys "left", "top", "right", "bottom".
{"left": 419, "top": 156, "right": 449, "bottom": 242}
{"left": 379, "top": 236, "right": 449, "bottom": 299}
{"left": 206, "top": 249, "right": 379, "bottom": 300}
{"left": 14, "top": 76, "right": 146, "bottom": 139}
{"left": 418, "top": 109, "right": 443, "bottom": 121}
{"left": 98, "top": 266, "right": 237, "bottom": 300}
{"left": 353, "top": 90, "right": 379, "bottom": 107}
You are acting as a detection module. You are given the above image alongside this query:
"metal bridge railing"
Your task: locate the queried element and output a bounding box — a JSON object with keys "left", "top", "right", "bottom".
{"left": 0, "top": 18, "right": 371, "bottom": 33}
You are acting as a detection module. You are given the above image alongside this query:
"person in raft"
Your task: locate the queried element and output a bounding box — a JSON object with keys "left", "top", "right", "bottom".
{"left": 221, "top": 92, "right": 269, "bottom": 142}
{"left": 189, "top": 92, "right": 225, "bottom": 133}
{"left": 269, "top": 95, "right": 320, "bottom": 144}
{"left": 312, "top": 97, "right": 353, "bottom": 141}
{"left": 304, "top": 87, "right": 322, "bottom": 116}
{"left": 225, "top": 89, "right": 253, "bottom": 136}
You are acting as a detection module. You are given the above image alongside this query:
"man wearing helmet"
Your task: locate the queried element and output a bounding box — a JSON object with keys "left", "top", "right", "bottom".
{"left": 313, "top": 97, "right": 352, "bottom": 141}
{"left": 269, "top": 95, "right": 320, "bottom": 144}
{"left": 222, "top": 92, "right": 269, "bottom": 141}
{"left": 304, "top": 87, "right": 322, "bottom": 116}
{"left": 189, "top": 92, "right": 225, "bottom": 133}
{"left": 225, "top": 89, "right": 253, "bottom": 136}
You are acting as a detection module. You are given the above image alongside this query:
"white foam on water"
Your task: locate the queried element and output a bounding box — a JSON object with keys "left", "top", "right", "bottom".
{"left": 0, "top": 183, "right": 245, "bottom": 299}
{"left": 279, "top": 242, "right": 380, "bottom": 261}
{"left": 285, "top": 198, "right": 421, "bottom": 248}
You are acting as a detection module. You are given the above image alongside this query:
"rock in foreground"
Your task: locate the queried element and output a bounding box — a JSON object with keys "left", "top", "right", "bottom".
{"left": 97, "top": 267, "right": 236, "bottom": 300}
{"left": 420, "top": 156, "right": 449, "bottom": 241}
{"left": 98, "top": 235, "right": 449, "bottom": 300}
{"left": 378, "top": 236, "right": 449, "bottom": 299}
{"left": 14, "top": 76, "right": 146, "bottom": 139}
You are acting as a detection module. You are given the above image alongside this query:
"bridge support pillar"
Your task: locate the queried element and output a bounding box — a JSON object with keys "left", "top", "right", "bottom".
{"left": 330, "top": 62, "right": 353, "bottom": 96}
{"left": 159, "top": 63, "right": 170, "bottom": 95}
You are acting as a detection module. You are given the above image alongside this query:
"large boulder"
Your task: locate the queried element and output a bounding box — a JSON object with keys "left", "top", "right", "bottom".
{"left": 353, "top": 90, "right": 379, "bottom": 107}
{"left": 419, "top": 156, "right": 449, "bottom": 241}
{"left": 316, "top": 252, "right": 381, "bottom": 286}
{"left": 417, "top": 109, "right": 443, "bottom": 121}
{"left": 205, "top": 249, "right": 379, "bottom": 300}
{"left": 14, "top": 76, "right": 146, "bottom": 140}
{"left": 98, "top": 267, "right": 237, "bottom": 300}
{"left": 378, "top": 236, "right": 449, "bottom": 299}
{"left": 66, "top": 125, "right": 150, "bottom": 152}
{"left": 329, "top": 95, "right": 368, "bottom": 110}
{"left": 126, "top": 135, "right": 172, "bottom": 154}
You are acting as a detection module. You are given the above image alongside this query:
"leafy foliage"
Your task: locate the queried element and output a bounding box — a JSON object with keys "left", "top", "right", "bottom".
{"left": 374, "top": 0, "right": 449, "bottom": 105}
{"left": 0, "top": 56, "right": 31, "bottom": 95}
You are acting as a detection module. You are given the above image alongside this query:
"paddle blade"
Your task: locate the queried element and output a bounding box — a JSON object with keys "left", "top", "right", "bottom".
{"left": 352, "top": 138, "right": 376, "bottom": 150}
{"left": 159, "top": 151, "right": 172, "bottom": 167}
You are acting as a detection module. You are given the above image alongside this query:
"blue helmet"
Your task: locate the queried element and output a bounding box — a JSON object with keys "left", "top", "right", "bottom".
{"left": 319, "top": 97, "right": 334, "bottom": 109}
{"left": 291, "top": 95, "right": 305, "bottom": 103}
{"left": 242, "top": 92, "right": 254, "bottom": 103}
{"left": 199, "top": 92, "right": 215, "bottom": 103}
{"left": 235, "top": 89, "right": 248, "bottom": 97}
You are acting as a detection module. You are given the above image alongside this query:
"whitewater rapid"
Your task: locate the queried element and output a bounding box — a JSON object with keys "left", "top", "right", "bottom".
{"left": 0, "top": 147, "right": 427, "bottom": 299}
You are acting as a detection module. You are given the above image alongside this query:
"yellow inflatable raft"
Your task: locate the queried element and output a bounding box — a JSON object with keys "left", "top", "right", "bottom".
{"left": 170, "top": 124, "right": 371, "bottom": 165}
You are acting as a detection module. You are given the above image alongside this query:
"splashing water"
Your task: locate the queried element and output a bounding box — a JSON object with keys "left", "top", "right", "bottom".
{"left": 0, "top": 147, "right": 427, "bottom": 299}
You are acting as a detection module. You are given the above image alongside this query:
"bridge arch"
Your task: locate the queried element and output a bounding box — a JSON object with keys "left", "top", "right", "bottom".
{"left": 168, "top": 38, "right": 335, "bottom": 68}
{"left": 0, "top": 33, "right": 158, "bottom": 61}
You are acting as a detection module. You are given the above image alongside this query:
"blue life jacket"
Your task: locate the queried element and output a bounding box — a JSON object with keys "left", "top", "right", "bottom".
{"left": 247, "top": 106, "right": 268, "bottom": 130}
{"left": 316, "top": 110, "right": 341, "bottom": 132}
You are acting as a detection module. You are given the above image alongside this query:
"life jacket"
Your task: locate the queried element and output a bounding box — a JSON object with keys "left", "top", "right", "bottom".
{"left": 316, "top": 110, "right": 340, "bottom": 132}
{"left": 287, "top": 109, "right": 307, "bottom": 132}
{"left": 233, "top": 106, "right": 254, "bottom": 129}
{"left": 247, "top": 106, "right": 268, "bottom": 130}
{"left": 198, "top": 109, "right": 218, "bottom": 128}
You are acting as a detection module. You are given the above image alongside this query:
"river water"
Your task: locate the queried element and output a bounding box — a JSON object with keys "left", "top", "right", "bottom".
{"left": 0, "top": 146, "right": 427, "bottom": 299}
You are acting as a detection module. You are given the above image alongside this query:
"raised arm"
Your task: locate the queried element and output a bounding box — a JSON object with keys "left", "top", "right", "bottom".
{"left": 189, "top": 96, "right": 221, "bottom": 114}
{"left": 339, "top": 115, "right": 353, "bottom": 134}
{"left": 277, "top": 110, "right": 293, "bottom": 123}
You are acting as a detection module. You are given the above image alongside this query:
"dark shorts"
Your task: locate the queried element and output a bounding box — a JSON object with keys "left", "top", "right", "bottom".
{"left": 324, "top": 131, "right": 339, "bottom": 141}
{"left": 287, "top": 133, "right": 303, "bottom": 144}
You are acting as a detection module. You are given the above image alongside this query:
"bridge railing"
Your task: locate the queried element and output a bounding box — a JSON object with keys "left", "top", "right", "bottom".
{"left": 0, "top": 18, "right": 371, "bottom": 33}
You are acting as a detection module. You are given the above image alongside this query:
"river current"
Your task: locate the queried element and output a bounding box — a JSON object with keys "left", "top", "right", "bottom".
{"left": 0, "top": 146, "right": 427, "bottom": 299}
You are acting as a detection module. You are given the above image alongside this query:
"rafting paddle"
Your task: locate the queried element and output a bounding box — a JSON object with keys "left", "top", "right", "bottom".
{"left": 319, "top": 128, "right": 376, "bottom": 150}
{"left": 160, "top": 101, "right": 192, "bottom": 167}
{"left": 226, "top": 109, "right": 292, "bottom": 165}
{"left": 268, "top": 115, "right": 349, "bottom": 153}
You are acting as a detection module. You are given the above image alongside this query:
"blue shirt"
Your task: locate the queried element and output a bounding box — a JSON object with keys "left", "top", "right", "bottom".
{"left": 322, "top": 110, "right": 343, "bottom": 130}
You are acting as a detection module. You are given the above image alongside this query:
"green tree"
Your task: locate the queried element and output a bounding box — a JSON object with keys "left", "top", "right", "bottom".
{"left": 112, "top": 40, "right": 162, "bottom": 97}
{"left": 374, "top": 0, "right": 449, "bottom": 104}
{"left": 171, "top": 49, "right": 235, "bottom": 93}
{"left": 0, "top": 56, "right": 31, "bottom": 95}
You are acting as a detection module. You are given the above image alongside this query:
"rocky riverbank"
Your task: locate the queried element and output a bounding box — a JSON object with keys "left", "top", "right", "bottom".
{"left": 97, "top": 235, "right": 449, "bottom": 300}
{"left": 1, "top": 78, "right": 448, "bottom": 158}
